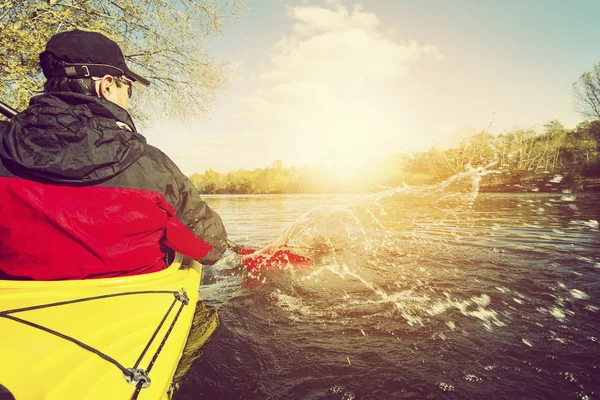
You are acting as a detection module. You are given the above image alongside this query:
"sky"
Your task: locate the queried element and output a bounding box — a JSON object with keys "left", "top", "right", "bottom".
{"left": 143, "top": 0, "right": 600, "bottom": 177}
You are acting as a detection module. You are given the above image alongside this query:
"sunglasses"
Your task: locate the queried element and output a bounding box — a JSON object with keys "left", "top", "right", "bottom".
{"left": 115, "top": 76, "right": 133, "bottom": 98}
{"left": 92, "top": 75, "right": 133, "bottom": 98}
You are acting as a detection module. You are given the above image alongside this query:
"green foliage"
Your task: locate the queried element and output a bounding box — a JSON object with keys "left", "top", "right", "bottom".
{"left": 189, "top": 123, "right": 600, "bottom": 194}
{"left": 1, "top": 0, "right": 245, "bottom": 120}
{"left": 403, "top": 122, "right": 598, "bottom": 177}
{"left": 189, "top": 161, "right": 360, "bottom": 194}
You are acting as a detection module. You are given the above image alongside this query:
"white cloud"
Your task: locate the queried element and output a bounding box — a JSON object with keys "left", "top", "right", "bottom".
{"left": 289, "top": 3, "right": 380, "bottom": 37}
{"left": 240, "top": 1, "right": 443, "bottom": 122}
{"left": 236, "top": 0, "right": 444, "bottom": 171}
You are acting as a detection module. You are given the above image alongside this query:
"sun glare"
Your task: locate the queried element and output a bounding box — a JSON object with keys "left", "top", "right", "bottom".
{"left": 279, "top": 93, "right": 415, "bottom": 179}
{"left": 317, "top": 136, "right": 385, "bottom": 179}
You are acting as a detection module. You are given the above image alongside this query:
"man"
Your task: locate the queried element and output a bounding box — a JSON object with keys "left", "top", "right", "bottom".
{"left": 0, "top": 30, "right": 227, "bottom": 280}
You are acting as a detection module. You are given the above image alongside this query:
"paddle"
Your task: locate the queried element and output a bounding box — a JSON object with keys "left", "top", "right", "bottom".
{"left": 0, "top": 100, "right": 18, "bottom": 119}
{"left": 226, "top": 240, "right": 312, "bottom": 271}
{"left": 1, "top": 100, "right": 312, "bottom": 271}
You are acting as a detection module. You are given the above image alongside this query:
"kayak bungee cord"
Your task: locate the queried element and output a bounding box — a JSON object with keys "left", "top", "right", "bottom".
{"left": 0, "top": 289, "right": 190, "bottom": 394}
{"left": 130, "top": 290, "right": 189, "bottom": 400}
{"left": 0, "top": 290, "right": 177, "bottom": 315}
{"left": 0, "top": 313, "right": 132, "bottom": 377}
{"left": 132, "top": 294, "right": 181, "bottom": 370}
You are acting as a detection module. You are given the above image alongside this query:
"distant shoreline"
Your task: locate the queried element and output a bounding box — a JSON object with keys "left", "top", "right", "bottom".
{"left": 194, "top": 174, "right": 600, "bottom": 195}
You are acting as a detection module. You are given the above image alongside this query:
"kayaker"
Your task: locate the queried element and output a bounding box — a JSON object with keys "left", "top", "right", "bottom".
{"left": 0, "top": 30, "right": 228, "bottom": 280}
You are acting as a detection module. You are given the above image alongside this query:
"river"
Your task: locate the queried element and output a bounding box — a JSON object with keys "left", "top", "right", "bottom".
{"left": 173, "top": 171, "right": 600, "bottom": 400}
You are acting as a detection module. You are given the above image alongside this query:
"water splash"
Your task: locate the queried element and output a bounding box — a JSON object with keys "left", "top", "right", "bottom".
{"left": 269, "top": 169, "right": 486, "bottom": 259}
{"left": 248, "top": 170, "right": 515, "bottom": 332}
{"left": 196, "top": 172, "right": 600, "bottom": 400}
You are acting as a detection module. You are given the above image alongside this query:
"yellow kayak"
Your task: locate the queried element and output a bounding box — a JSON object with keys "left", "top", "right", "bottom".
{"left": 0, "top": 254, "right": 218, "bottom": 400}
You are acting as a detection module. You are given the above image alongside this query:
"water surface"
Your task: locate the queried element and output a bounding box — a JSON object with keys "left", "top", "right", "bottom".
{"left": 175, "top": 174, "right": 600, "bottom": 400}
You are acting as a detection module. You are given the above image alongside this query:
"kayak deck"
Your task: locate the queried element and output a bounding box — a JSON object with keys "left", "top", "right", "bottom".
{"left": 0, "top": 254, "right": 216, "bottom": 400}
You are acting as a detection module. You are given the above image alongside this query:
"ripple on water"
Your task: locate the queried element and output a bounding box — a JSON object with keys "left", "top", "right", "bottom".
{"left": 186, "top": 178, "right": 600, "bottom": 400}
{"left": 570, "top": 289, "right": 589, "bottom": 300}
{"left": 341, "top": 393, "right": 355, "bottom": 400}
{"left": 463, "top": 374, "right": 483, "bottom": 383}
{"left": 569, "top": 219, "right": 599, "bottom": 230}
{"left": 437, "top": 382, "right": 455, "bottom": 392}
{"left": 549, "top": 306, "right": 566, "bottom": 321}
{"left": 522, "top": 338, "right": 534, "bottom": 347}
{"left": 329, "top": 386, "right": 343, "bottom": 394}
{"left": 561, "top": 372, "right": 577, "bottom": 383}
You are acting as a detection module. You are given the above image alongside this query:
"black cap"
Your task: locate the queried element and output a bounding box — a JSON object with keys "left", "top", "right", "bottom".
{"left": 40, "top": 30, "right": 150, "bottom": 86}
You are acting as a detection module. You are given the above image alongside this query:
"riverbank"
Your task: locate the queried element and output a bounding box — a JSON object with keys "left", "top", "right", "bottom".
{"left": 192, "top": 169, "right": 600, "bottom": 195}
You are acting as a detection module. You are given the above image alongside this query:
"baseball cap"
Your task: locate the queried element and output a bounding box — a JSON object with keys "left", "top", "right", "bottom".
{"left": 40, "top": 30, "right": 150, "bottom": 86}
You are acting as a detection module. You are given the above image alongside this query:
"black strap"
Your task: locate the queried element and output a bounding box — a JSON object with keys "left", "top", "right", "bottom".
{"left": 133, "top": 298, "right": 178, "bottom": 369}
{"left": 131, "top": 301, "right": 187, "bottom": 400}
{"left": 0, "top": 289, "right": 191, "bottom": 395}
{"left": 0, "top": 314, "right": 130, "bottom": 376}
{"left": 146, "top": 302, "right": 186, "bottom": 374}
{"left": 45, "top": 63, "right": 125, "bottom": 79}
{"left": 0, "top": 290, "right": 177, "bottom": 316}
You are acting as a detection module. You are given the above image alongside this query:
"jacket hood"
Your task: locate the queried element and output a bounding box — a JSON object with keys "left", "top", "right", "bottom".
{"left": 0, "top": 93, "right": 146, "bottom": 183}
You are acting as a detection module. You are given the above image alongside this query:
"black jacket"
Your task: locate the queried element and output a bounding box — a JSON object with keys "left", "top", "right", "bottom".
{"left": 0, "top": 93, "right": 227, "bottom": 267}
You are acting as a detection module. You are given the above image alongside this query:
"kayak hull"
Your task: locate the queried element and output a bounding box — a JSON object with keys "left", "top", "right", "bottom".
{"left": 0, "top": 254, "right": 216, "bottom": 400}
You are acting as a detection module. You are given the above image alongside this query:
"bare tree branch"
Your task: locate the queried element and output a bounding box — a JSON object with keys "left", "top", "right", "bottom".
{"left": 573, "top": 64, "right": 600, "bottom": 119}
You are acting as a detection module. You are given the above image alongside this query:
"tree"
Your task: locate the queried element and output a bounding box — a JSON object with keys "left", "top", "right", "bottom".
{"left": 0, "top": 0, "right": 244, "bottom": 120}
{"left": 572, "top": 120, "right": 600, "bottom": 171}
{"left": 573, "top": 63, "right": 600, "bottom": 119}
{"left": 587, "top": 120, "right": 600, "bottom": 152}
{"left": 463, "top": 131, "right": 495, "bottom": 167}
{"left": 539, "top": 120, "right": 567, "bottom": 170}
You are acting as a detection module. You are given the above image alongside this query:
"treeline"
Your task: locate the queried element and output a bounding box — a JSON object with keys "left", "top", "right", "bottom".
{"left": 189, "top": 120, "right": 600, "bottom": 194}
{"left": 379, "top": 119, "right": 600, "bottom": 189}
{"left": 189, "top": 160, "right": 359, "bottom": 194}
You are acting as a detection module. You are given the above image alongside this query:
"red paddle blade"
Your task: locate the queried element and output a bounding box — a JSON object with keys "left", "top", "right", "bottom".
{"left": 237, "top": 248, "right": 257, "bottom": 256}
{"left": 240, "top": 248, "right": 312, "bottom": 271}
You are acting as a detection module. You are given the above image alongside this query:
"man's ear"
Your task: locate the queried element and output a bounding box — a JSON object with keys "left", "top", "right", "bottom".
{"left": 97, "top": 75, "right": 116, "bottom": 100}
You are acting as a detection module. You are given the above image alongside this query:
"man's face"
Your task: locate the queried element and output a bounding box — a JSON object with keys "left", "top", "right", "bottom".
{"left": 111, "top": 76, "right": 133, "bottom": 110}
